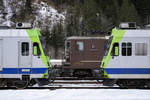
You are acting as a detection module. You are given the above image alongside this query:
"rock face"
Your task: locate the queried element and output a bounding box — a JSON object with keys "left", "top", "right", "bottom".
{"left": 0, "top": 0, "right": 65, "bottom": 30}
{"left": 0, "top": 0, "right": 66, "bottom": 59}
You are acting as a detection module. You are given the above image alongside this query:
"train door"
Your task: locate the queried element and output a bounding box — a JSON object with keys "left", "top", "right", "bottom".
{"left": 32, "top": 42, "right": 42, "bottom": 68}
{"left": 73, "top": 40, "right": 84, "bottom": 67}
{"left": 83, "top": 39, "right": 104, "bottom": 69}
{"left": 65, "top": 41, "right": 71, "bottom": 64}
{"left": 110, "top": 42, "right": 120, "bottom": 67}
{"left": 19, "top": 40, "right": 32, "bottom": 69}
{"left": 0, "top": 39, "right": 2, "bottom": 77}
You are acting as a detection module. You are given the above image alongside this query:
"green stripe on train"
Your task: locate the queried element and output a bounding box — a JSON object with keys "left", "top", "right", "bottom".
{"left": 101, "top": 28, "right": 126, "bottom": 78}
{"left": 26, "top": 29, "right": 50, "bottom": 78}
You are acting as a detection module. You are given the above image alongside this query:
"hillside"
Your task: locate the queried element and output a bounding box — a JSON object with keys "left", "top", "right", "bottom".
{"left": 0, "top": 0, "right": 150, "bottom": 58}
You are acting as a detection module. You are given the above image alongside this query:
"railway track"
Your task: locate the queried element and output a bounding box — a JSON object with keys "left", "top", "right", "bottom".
{"left": 0, "top": 80, "right": 115, "bottom": 90}
{"left": 0, "top": 80, "right": 150, "bottom": 90}
{"left": 52, "top": 80, "right": 103, "bottom": 84}
{"left": 0, "top": 86, "right": 150, "bottom": 90}
{"left": 51, "top": 77, "right": 103, "bottom": 80}
{"left": 0, "top": 86, "right": 121, "bottom": 90}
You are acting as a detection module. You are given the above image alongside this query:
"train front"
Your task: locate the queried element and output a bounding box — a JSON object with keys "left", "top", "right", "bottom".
{"left": 27, "top": 28, "right": 52, "bottom": 84}
{"left": 100, "top": 28, "right": 126, "bottom": 79}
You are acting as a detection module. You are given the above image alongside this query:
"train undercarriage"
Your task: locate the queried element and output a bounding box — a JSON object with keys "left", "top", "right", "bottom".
{"left": 1, "top": 78, "right": 150, "bottom": 89}
{"left": 0, "top": 67, "right": 150, "bottom": 89}
{"left": 102, "top": 79, "right": 150, "bottom": 89}
{"left": 1, "top": 77, "right": 150, "bottom": 89}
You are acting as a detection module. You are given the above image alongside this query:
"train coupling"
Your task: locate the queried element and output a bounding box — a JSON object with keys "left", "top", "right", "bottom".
{"left": 92, "top": 68, "right": 105, "bottom": 78}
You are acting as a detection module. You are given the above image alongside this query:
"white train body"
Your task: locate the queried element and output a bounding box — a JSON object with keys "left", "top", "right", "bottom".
{"left": 0, "top": 28, "right": 49, "bottom": 80}
{"left": 101, "top": 28, "right": 150, "bottom": 79}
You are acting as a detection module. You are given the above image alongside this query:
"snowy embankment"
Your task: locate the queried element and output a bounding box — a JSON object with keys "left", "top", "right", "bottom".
{"left": 50, "top": 59, "right": 65, "bottom": 66}
{"left": 0, "top": 89, "right": 150, "bottom": 100}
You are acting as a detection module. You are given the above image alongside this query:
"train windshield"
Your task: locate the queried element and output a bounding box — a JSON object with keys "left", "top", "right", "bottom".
{"left": 39, "top": 37, "right": 47, "bottom": 55}
{"left": 66, "top": 41, "right": 70, "bottom": 51}
{"left": 104, "top": 36, "right": 113, "bottom": 56}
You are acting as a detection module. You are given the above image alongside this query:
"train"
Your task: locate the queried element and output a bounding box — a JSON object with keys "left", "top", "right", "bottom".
{"left": 54, "top": 36, "right": 108, "bottom": 78}
{"left": 0, "top": 22, "right": 150, "bottom": 89}
{"left": 0, "top": 23, "right": 51, "bottom": 88}
{"left": 51, "top": 22, "right": 150, "bottom": 88}
{"left": 101, "top": 22, "right": 150, "bottom": 88}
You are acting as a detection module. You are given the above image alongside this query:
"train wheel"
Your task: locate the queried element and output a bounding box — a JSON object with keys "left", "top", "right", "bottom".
{"left": 6, "top": 82, "right": 14, "bottom": 88}
{"left": 49, "top": 77, "right": 55, "bottom": 83}
{"left": 28, "top": 79, "right": 36, "bottom": 86}
{"left": 117, "top": 80, "right": 136, "bottom": 89}
{"left": 73, "top": 69, "right": 93, "bottom": 78}
{"left": 145, "top": 80, "right": 150, "bottom": 88}
{"left": 97, "top": 80, "right": 101, "bottom": 83}
{"left": 117, "top": 80, "right": 146, "bottom": 89}
{"left": 15, "top": 80, "right": 28, "bottom": 89}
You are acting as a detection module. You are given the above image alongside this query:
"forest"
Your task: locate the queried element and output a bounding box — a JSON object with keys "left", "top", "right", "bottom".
{"left": 45, "top": 0, "right": 150, "bottom": 58}
{"left": 0, "top": 0, "right": 150, "bottom": 58}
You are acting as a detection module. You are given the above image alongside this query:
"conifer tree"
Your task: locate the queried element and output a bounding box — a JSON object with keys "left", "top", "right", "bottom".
{"left": 49, "top": 22, "right": 64, "bottom": 58}
{"left": 112, "top": 0, "right": 120, "bottom": 25}
{"left": 65, "top": 0, "right": 82, "bottom": 36}
{"left": 25, "top": 0, "right": 32, "bottom": 14}
{"left": 119, "top": 0, "right": 140, "bottom": 24}
{"left": 0, "top": 0, "right": 4, "bottom": 24}
{"left": 82, "top": 0, "right": 102, "bottom": 35}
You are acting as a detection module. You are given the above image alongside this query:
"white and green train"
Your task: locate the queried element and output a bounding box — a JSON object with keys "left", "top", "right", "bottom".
{"left": 0, "top": 23, "right": 50, "bottom": 88}
{"left": 2, "top": 22, "right": 150, "bottom": 89}
{"left": 101, "top": 23, "right": 150, "bottom": 88}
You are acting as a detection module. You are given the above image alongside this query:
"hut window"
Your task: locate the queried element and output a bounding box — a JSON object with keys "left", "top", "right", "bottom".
{"left": 91, "top": 44, "right": 96, "bottom": 49}
{"left": 76, "top": 41, "right": 84, "bottom": 51}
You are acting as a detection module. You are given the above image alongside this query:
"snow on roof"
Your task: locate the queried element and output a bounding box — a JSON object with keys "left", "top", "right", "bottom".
{"left": 0, "top": 29, "right": 40, "bottom": 37}
{"left": 67, "top": 36, "right": 107, "bottom": 40}
{"left": 124, "top": 29, "right": 150, "bottom": 37}
{"left": 0, "top": 29, "right": 28, "bottom": 37}
{"left": 112, "top": 28, "right": 150, "bottom": 38}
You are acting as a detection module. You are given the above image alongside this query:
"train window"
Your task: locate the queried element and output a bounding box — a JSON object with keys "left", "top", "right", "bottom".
{"left": 91, "top": 44, "right": 96, "bottom": 49}
{"left": 127, "top": 43, "right": 132, "bottom": 56}
{"left": 111, "top": 43, "right": 119, "bottom": 56}
{"left": 122, "top": 42, "right": 132, "bottom": 56}
{"left": 66, "top": 41, "right": 70, "bottom": 51}
{"left": 33, "top": 42, "right": 41, "bottom": 56}
{"left": 76, "top": 41, "right": 84, "bottom": 51}
{"left": 21, "top": 42, "right": 29, "bottom": 56}
{"left": 135, "top": 43, "right": 147, "bottom": 56}
{"left": 122, "top": 43, "right": 126, "bottom": 56}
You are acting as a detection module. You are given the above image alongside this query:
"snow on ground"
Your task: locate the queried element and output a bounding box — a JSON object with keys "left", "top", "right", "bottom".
{"left": 50, "top": 59, "right": 65, "bottom": 66}
{"left": 0, "top": 89, "right": 150, "bottom": 100}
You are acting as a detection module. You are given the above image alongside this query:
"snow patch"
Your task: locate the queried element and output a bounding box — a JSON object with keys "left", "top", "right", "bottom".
{"left": 50, "top": 59, "right": 65, "bottom": 66}
{"left": 2, "top": 0, "right": 14, "bottom": 26}
{"left": 0, "top": 0, "right": 65, "bottom": 30}
{"left": 34, "top": 1, "right": 65, "bottom": 30}
{"left": 0, "top": 89, "right": 150, "bottom": 100}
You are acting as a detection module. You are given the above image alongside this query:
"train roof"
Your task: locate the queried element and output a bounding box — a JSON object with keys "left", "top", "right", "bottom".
{"left": 66, "top": 36, "right": 107, "bottom": 40}
{"left": 112, "top": 28, "right": 150, "bottom": 38}
{"left": 0, "top": 28, "right": 41, "bottom": 37}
